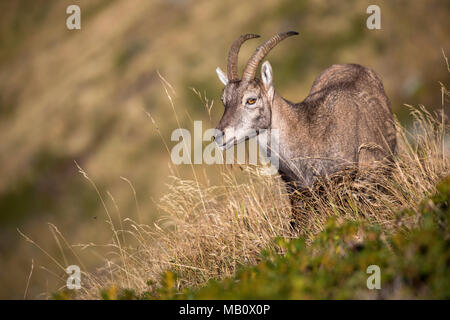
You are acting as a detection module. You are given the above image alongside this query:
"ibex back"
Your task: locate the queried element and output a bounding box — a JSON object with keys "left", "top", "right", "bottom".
{"left": 214, "top": 32, "right": 397, "bottom": 190}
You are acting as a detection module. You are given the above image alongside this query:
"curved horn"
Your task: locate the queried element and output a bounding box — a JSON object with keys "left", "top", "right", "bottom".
{"left": 242, "top": 31, "right": 299, "bottom": 82}
{"left": 227, "top": 34, "right": 260, "bottom": 81}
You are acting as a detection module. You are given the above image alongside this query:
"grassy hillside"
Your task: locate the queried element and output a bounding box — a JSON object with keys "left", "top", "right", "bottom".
{"left": 0, "top": 0, "right": 448, "bottom": 298}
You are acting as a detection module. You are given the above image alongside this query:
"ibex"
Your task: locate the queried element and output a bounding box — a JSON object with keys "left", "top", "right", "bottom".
{"left": 214, "top": 32, "right": 397, "bottom": 198}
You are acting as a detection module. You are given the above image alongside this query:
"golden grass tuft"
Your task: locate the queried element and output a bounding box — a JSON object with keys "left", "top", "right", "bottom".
{"left": 292, "top": 105, "right": 449, "bottom": 239}
{"left": 74, "top": 165, "right": 294, "bottom": 298}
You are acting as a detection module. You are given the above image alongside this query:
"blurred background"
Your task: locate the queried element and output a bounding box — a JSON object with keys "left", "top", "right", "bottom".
{"left": 0, "top": 0, "right": 448, "bottom": 299}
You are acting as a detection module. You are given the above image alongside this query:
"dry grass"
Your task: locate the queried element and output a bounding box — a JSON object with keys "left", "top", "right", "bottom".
{"left": 292, "top": 105, "right": 449, "bottom": 239}
{"left": 82, "top": 169, "right": 294, "bottom": 298}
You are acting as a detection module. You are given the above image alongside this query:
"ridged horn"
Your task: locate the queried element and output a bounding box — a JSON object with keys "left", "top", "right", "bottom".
{"left": 227, "top": 34, "right": 260, "bottom": 81}
{"left": 242, "top": 31, "right": 299, "bottom": 81}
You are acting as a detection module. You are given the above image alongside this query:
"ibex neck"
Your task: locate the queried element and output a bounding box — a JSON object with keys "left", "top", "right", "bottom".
{"left": 270, "top": 91, "right": 300, "bottom": 130}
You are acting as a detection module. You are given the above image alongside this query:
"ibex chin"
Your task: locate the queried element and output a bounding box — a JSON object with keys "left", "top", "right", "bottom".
{"left": 214, "top": 31, "right": 397, "bottom": 194}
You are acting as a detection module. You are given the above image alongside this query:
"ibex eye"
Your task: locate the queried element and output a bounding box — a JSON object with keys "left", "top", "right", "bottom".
{"left": 246, "top": 98, "right": 257, "bottom": 105}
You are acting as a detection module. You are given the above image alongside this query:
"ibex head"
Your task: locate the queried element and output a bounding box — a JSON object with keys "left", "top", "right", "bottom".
{"left": 214, "top": 31, "right": 299, "bottom": 149}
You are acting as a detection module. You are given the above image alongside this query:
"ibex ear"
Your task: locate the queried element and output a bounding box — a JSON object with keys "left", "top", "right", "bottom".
{"left": 216, "top": 67, "right": 228, "bottom": 86}
{"left": 261, "top": 61, "right": 274, "bottom": 101}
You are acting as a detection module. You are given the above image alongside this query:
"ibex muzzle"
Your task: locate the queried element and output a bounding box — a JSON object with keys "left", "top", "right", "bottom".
{"left": 213, "top": 77, "right": 272, "bottom": 150}
{"left": 214, "top": 32, "right": 397, "bottom": 190}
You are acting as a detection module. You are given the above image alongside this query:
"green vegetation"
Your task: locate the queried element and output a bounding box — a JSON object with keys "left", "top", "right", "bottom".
{"left": 123, "top": 175, "right": 449, "bottom": 300}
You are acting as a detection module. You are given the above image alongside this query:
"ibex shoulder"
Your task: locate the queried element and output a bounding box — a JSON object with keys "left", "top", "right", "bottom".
{"left": 215, "top": 32, "right": 396, "bottom": 189}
